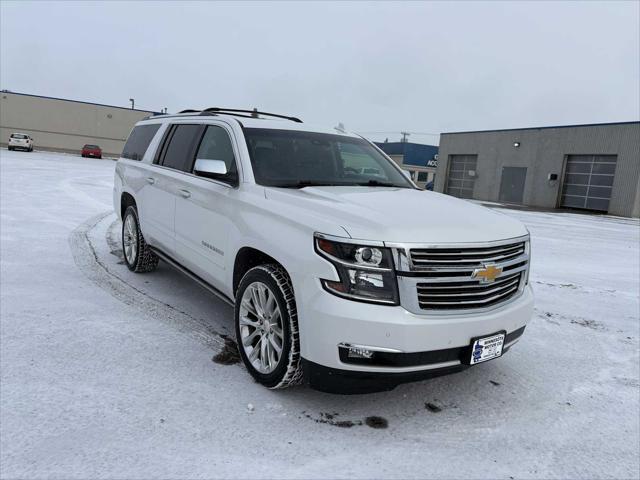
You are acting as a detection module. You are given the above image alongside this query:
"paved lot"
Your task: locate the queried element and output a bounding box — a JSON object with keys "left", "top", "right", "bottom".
{"left": 1, "top": 149, "right": 639, "bottom": 479}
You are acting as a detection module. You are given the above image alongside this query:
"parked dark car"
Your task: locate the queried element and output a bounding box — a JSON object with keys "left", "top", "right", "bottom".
{"left": 425, "top": 180, "right": 434, "bottom": 191}
{"left": 81, "top": 144, "right": 102, "bottom": 158}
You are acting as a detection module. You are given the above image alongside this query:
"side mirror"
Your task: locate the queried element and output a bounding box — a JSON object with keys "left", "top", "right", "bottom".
{"left": 194, "top": 158, "right": 227, "bottom": 178}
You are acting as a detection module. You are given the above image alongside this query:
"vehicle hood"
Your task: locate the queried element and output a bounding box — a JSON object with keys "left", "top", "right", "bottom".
{"left": 264, "top": 186, "right": 528, "bottom": 244}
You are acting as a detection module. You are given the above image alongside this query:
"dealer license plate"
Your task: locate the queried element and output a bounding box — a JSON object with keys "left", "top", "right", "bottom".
{"left": 470, "top": 332, "right": 505, "bottom": 365}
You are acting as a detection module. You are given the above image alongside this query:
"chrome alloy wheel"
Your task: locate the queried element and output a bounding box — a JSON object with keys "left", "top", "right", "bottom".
{"left": 239, "top": 282, "right": 284, "bottom": 374}
{"left": 123, "top": 213, "right": 138, "bottom": 265}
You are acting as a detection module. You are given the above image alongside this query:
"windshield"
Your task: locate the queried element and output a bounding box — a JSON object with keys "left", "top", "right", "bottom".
{"left": 244, "top": 128, "right": 414, "bottom": 188}
{"left": 84, "top": 145, "right": 99, "bottom": 149}
{"left": 11, "top": 134, "right": 27, "bottom": 139}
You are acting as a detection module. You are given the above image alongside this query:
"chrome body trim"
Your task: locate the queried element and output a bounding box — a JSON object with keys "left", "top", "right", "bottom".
{"left": 337, "top": 343, "right": 404, "bottom": 354}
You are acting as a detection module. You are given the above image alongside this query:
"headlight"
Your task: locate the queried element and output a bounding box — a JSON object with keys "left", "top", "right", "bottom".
{"left": 314, "top": 234, "right": 399, "bottom": 305}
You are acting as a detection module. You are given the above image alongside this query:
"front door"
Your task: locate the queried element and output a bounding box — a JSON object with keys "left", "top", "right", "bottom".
{"left": 499, "top": 167, "right": 527, "bottom": 204}
{"left": 174, "top": 124, "right": 239, "bottom": 291}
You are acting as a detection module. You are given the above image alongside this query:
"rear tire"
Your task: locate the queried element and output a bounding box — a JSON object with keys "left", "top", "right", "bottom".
{"left": 235, "top": 264, "right": 303, "bottom": 389}
{"left": 122, "top": 205, "right": 159, "bottom": 273}
{"left": 8, "top": 147, "right": 13, "bottom": 151}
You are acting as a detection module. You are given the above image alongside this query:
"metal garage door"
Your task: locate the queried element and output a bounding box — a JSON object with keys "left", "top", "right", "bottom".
{"left": 446, "top": 155, "right": 477, "bottom": 199}
{"left": 499, "top": 167, "right": 527, "bottom": 204}
{"left": 560, "top": 155, "right": 617, "bottom": 212}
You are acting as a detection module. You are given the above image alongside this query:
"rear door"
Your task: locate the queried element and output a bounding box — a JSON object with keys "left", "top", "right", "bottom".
{"left": 174, "top": 124, "right": 239, "bottom": 290}
{"left": 141, "top": 123, "right": 203, "bottom": 255}
{"left": 119, "top": 122, "right": 163, "bottom": 241}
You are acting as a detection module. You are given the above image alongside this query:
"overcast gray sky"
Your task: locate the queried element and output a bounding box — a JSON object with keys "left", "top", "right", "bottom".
{"left": 1, "top": 1, "right": 638, "bottom": 144}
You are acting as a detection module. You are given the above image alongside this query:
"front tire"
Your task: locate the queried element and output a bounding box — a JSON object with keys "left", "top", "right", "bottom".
{"left": 122, "top": 206, "right": 159, "bottom": 273}
{"left": 235, "top": 264, "right": 303, "bottom": 389}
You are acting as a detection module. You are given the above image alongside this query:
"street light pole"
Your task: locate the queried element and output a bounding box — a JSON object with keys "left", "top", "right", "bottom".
{"left": 129, "top": 98, "right": 135, "bottom": 109}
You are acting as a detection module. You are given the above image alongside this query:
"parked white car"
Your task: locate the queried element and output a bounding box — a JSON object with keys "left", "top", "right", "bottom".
{"left": 8, "top": 133, "right": 34, "bottom": 151}
{"left": 113, "top": 108, "right": 533, "bottom": 393}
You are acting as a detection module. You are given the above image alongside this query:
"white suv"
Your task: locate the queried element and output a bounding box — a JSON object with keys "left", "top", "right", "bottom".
{"left": 113, "top": 108, "right": 533, "bottom": 393}
{"left": 8, "top": 133, "right": 34, "bottom": 151}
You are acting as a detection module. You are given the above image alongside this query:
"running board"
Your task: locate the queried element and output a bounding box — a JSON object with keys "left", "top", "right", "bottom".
{"left": 150, "top": 247, "right": 235, "bottom": 307}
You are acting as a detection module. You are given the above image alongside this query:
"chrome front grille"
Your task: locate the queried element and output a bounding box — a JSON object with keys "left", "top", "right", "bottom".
{"left": 410, "top": 242, "right": 525, "bottom": 268}
{"left": 406, "top": 240, "right": 529, "bottom": 312}
{"left": 417, "top": 272, "right": 522, "bottom": 310}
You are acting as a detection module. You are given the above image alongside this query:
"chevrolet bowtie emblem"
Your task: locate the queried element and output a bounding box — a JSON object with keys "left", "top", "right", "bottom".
{"left": 472, "top": 264, "right": 503, "bottom": 283}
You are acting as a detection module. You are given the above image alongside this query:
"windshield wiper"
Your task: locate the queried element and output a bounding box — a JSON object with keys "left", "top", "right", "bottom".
{"left": 355, "top": 180, "right": 405, "bottom": 188}
{"left": 274, "top": 180, "right": 346, "bottom": 189}
{"left": 273, "top": 179, "right": 409, "bottom": 189}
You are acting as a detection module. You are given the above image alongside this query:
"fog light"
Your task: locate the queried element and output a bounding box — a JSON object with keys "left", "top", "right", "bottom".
{"left": 347, "top": 346, "right": 374, "bottom": 359}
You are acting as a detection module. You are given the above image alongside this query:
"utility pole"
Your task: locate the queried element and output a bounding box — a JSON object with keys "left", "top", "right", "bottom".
{"left": 401, "top": 131, "right": 410, "bottom": 143}
{"left": 129, "top": 98, "right": 135, "bottom": 109}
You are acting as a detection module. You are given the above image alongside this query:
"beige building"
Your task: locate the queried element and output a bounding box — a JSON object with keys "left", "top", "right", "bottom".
{"left": 0, "top": 91, "right": 157, "bottom": 156}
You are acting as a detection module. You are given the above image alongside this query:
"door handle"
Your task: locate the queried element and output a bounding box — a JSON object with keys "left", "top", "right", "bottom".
{"left": 179, "top": 189, "right": 191, "bottom": 198}
{"left": 146, "top": 177, "right": 155, "bottom": 185}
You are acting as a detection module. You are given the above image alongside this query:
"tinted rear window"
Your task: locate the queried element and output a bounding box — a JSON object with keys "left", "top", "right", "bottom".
{"left": 11, "top": 134, "right": 27, "bottom": 139}
{"left": 122, "top": 124, "right": 161, "bottom": 160}
{"left": 160, "top": 124, "right": 202, "bottom": 172}
{"left": 84, "top": 145, "right": 100, "bottom": 149}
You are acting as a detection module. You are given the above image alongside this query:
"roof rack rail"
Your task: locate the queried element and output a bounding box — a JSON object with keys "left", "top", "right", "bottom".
{"left": 202, "top": 107, "right": 303, "bottom": 123}
{"left": 178, "top": 109, "right": 201, "bottom": 114}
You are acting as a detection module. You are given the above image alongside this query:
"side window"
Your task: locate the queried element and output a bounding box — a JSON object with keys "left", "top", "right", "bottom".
{"left": 160, "top": 124, "right": 202, "bottom": 172}
{"left": 122, "top": 124, "right": 161, "bottom": 160}
{"left": 194, "top": 125, "right": 238, "bottom": 179}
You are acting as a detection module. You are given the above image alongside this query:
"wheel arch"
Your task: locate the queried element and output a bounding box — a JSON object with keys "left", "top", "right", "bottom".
{"left": 120, "top": 192, "right": 136, "bottom": 219}
{"left": 232, "top": 247, "right": 289, "bottom": 296}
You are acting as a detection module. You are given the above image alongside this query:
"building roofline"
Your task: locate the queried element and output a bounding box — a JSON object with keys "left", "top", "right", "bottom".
{"left": 442, "top": 121, "right": 640, "bottom": 135}
{"left": 1, "top": 90, "right": 159, "bottom": 114}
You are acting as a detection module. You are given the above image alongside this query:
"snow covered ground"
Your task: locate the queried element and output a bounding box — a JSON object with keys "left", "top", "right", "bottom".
{"left": 1, "top": 149, "right": 638, "bottom": 479}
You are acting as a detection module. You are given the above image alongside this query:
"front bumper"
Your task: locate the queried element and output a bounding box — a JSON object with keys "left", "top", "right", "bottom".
{"left": 303, "top": 327, "right": 525, "bottom": 394}
{"left": 297, "top": 279, "right": 533, "bottom": 392}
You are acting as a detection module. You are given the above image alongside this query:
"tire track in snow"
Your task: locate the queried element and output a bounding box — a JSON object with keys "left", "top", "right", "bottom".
{"left": 69, "top": 211, "right": 226, "bottom": 350}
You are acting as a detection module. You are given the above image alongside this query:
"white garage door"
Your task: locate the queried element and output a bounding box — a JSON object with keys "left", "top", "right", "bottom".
{"left": 560, "top": 155, "right": 617, "bottom": 212}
